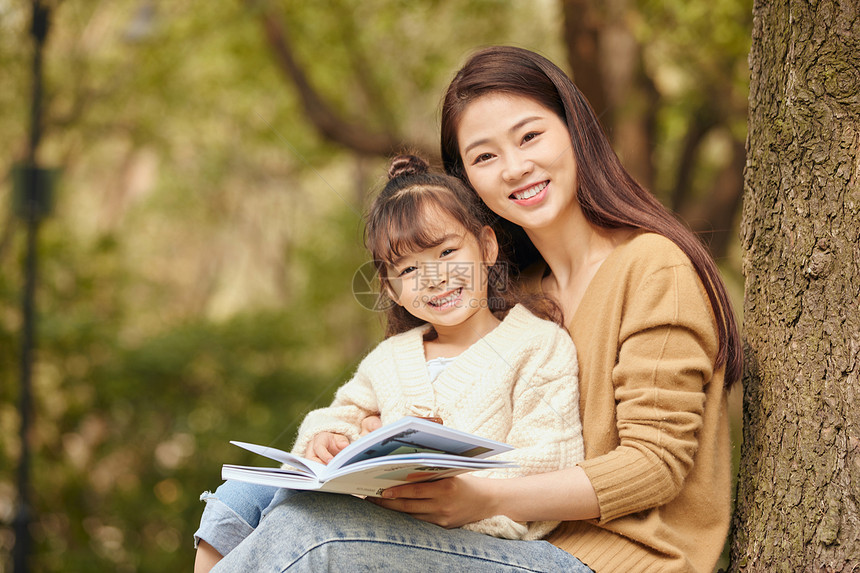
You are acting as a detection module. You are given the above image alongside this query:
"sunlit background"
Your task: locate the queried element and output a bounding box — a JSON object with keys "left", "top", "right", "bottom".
{"left": 0, "top": 1, "right": 751, "bottom": 571}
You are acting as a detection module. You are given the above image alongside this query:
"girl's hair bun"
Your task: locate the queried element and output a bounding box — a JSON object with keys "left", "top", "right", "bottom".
{"left": 388, "top": 154, "right": 430, "bottom": 180}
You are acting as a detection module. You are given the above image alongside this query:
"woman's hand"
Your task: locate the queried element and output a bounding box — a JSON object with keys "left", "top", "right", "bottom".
{"left": 305, "top": 432, "right": 350, "bottom": 464}
{"left": 368, "top": 475, "right": 497, "bottom": 529}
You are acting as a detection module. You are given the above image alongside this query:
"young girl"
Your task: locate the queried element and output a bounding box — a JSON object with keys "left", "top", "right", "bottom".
{"left": 193, "top": 154, "right": 584, "bottom": 571}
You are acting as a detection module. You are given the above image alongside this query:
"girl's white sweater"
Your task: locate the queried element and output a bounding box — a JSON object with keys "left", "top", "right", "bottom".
{"left": 293, "top": 304, "right": 584, "bottom": 540}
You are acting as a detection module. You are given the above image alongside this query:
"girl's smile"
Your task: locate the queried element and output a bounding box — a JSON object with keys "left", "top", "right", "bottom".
{"left": 426, "top": 287, "right": 463, "bottom": 309}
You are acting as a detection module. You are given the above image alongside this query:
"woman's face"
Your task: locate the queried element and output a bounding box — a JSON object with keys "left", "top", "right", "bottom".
{"left": 456, "top": 94, "right": 578, "bottom": 232}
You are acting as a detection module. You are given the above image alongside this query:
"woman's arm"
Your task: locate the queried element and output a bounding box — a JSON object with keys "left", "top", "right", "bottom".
{"left": 488, "top": 466, "right": 600, "bottom": 523}
{"left": 577, "top": 262, "right": 719, "bottom": 522}
{"left": 371, "top": 265, "right": 718, "bottom": 529}
{"left": 369, "top": 466, "right": 600, "bottom": 528}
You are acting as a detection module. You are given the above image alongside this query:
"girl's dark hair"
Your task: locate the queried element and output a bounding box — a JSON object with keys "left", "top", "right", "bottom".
{"left": 365, "top": 154, "right": 562, "bottom": 337}
{"left": 440, "top": 45, "right": 742, "bottom": 388}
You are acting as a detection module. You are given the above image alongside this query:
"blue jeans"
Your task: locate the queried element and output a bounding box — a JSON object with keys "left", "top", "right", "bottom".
{"left": 194, "top": 480, "right": 280, "bottom": 556}
{"left": 197, "top": 481, "right": 593, "bottom": 572}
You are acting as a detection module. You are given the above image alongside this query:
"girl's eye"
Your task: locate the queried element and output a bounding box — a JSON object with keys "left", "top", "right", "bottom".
{"left": 440, "top": 248, "right": 455, "bottom": 257}
{"left": 522, "top": 131, "right": 540, "bottom": 144}
{"left": 398, "top": 266, "right": 417, "bottom": 277}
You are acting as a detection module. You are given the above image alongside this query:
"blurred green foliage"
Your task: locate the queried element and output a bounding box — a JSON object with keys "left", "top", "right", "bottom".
{"left": 0, "top": 0, "right": 750, "bottom": 570}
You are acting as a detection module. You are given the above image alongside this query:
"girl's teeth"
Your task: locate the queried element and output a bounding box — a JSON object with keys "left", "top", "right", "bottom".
{"left": 513, "top": 181, "right": 547, "bottom": 200}
{"left": 431, "top": 288, "right": 461, "bottom": 306}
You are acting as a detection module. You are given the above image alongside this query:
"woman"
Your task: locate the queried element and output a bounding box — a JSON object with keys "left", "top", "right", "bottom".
{"left": 209, "top": 45, "right": 741, "bottom": 573}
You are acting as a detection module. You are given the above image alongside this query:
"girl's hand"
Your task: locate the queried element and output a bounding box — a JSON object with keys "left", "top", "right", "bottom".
{"left": 368, "top": 475, "right": 497, "bottom": 528}
{"left": 359, "top": 414, "right": 382, "bottom": 436}
{"left": 305, "top": 432, "right": 350, "bottom": 464}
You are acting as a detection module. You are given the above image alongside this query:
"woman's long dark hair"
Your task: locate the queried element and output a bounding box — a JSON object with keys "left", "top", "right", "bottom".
{"left": 365, "top": 154, "right": 562, "bottom": 337}
{"left": 440, "top": 45, "right": 742, "bottom": 388}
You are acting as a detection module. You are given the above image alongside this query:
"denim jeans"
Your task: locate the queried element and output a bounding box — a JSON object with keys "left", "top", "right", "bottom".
{"left": 194, "top": 480, "right": 280, "bottom": 556}
{"left": 198, "top": 481, "right": 593, "bottom": 572}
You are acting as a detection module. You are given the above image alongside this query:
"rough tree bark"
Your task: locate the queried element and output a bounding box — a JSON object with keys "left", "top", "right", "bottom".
{"left": 731, "top": 0, "right": 860, "bottom": 571}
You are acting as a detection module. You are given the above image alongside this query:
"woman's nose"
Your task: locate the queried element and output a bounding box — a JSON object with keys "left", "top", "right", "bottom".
{"left": 501, "top": 154, "right": 533, "bottom": 182}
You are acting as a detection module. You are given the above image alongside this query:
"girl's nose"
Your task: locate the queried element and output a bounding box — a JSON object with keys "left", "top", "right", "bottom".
{"left": 421, "top": 264, "right": 446, "bottom": 289}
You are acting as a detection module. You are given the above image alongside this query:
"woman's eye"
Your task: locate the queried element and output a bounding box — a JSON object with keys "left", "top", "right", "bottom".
{"left": 472, "top": 153, "right": 493, "bottom": 165}
{"left": 522, "top": 132, "right": 539, "bottom": 144}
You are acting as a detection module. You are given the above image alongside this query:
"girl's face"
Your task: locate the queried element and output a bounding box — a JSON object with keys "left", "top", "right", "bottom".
{"left": 385, "top": 210, "right": 498, "bottom": 330}
{"left": 456, "top": 94, "right": 578, "bottom": 232}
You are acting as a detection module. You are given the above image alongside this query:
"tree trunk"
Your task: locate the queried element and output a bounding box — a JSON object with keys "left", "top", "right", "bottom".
{"left": 561, "top": 0, "right": 608, "bottom": 124}
{"left": 562, "top": 0, "right": 658, "bottom": 191}
{"left": 731, "top": 0, "right": 860, "bottom": 571}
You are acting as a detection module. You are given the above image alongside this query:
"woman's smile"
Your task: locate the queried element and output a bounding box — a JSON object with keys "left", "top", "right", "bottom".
{"left": 510, "top": 180, "right": 549, "bottom": 204}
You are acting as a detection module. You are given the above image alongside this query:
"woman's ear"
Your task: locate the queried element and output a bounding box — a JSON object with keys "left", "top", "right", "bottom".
{"left": 480, "top": 226, "right": 499, "bottom": 267}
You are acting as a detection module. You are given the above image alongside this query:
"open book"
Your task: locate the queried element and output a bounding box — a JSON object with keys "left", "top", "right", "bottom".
{"left": 222, "top": 417, "right": 515, "bottom": 497}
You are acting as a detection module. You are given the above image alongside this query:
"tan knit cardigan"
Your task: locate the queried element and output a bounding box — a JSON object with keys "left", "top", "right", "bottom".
{"left": 532, "top": 232, "right": 732, "bottom": 573}
{"left": 292, "top": 304, "right": 585, "bottom": 541}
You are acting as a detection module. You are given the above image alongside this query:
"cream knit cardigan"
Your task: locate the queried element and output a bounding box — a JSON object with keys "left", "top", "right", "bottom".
{"left": 292, "top": 304, "right": 584, "bottom": 540}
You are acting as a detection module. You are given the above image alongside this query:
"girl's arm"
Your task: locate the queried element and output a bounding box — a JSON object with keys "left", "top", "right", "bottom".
{"left": 292, "top": 365, "right": 380, "bottom": 456}
{"left": 359, "top": 415, "right": 382, "bottom": 435}
{"left": 304, "top": 432, "right": 350, "bottom": 464}
{"left": 495, "top": 325, "right": 584, "bottom": 481}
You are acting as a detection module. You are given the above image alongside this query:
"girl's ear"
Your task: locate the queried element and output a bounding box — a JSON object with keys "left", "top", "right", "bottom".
{"left": 480, "top": 226, "right": 499, "bottom": 266}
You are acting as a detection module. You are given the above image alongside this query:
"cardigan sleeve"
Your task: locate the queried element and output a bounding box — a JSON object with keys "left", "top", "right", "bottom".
{"left": 578, "top": 262, "right": 718, "bottom": 523}
{"left": 463, "top": 320, "right": 585, "bottom": 540}
{"left": 291, "top": 356, "right": 381, "bottom": 457}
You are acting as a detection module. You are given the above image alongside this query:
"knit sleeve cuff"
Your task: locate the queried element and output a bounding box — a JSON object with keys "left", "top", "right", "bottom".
{"left": 579, "top": 446, "right": 678, "bottom": 523}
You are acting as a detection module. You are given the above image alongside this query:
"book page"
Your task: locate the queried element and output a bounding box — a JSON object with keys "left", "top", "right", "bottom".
{"left": 319, "top": 461, "right": 500, "bottom": 497}
{"left": 229, "top": 441, "right": 326, "bottom": 477}
{"left": 329, "top": 417, "right": 512, "bottom": 471}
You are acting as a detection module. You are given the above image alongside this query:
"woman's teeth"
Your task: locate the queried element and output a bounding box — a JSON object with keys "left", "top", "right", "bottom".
{"left": 512, "top": 181, "right": 547, "bottom": 200}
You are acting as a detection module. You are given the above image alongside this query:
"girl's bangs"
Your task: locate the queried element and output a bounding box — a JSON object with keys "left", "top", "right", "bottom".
{"left": 379, "top": 201, "right": 449, "bottom": 264}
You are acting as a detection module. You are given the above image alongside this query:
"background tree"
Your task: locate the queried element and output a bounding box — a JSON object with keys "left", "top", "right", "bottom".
{"left": 731, "top": 0, "right": 860, "bottom": 570}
